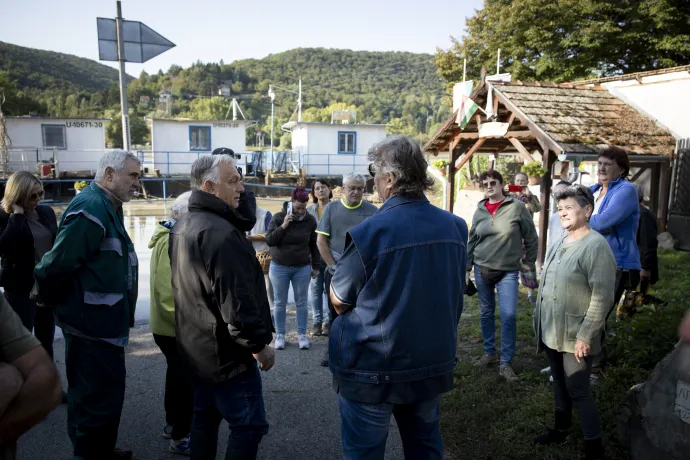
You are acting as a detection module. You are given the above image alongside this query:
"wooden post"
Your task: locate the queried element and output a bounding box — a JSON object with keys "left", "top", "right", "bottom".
{"left": 446, "top": 145, "right": 457, "bottom": 213}
{"left": 537, "top": 150, "right": 556, "bottom": 268}
{"left": 658, "top": 160, "right": 671, "bottom": 230}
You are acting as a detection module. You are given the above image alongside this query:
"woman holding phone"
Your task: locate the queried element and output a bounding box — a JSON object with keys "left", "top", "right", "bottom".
{"left": 266, "top": 187, "right": 320, "bottom": 350}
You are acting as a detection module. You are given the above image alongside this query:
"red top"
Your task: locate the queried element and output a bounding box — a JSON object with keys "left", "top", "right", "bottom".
{"left": 485, "top": 199, "right": 504, "bottom": 217}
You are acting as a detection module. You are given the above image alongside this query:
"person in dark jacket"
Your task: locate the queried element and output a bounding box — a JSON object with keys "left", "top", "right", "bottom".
{"left": 636, "top": 188, "right": 658, "bottom": 294}
{"left": 329, "top": 135, "right": 468, "bottom": 459}
{"left": 0, "top": 172, "right": 57, "bottom": 358}
{"left": 266, "top": 187, "right": 320, "bottom": 351}
{"left": 170, "top": 154, "right": 274, "bottom": 460}
{"left": 34, "top": 150, "right": 142, "bottom": 460}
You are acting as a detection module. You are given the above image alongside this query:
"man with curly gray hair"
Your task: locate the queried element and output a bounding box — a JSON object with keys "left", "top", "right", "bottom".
{"left": 316, "top": 170, "right": 377, "bottom": 364}
{"left": 328, "top": 135, "right": 468, "bottom": 459}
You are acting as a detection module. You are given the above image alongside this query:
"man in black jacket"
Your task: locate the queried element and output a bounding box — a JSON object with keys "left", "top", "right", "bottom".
{"left": 636, "top": 190, "right": 659, "bottom": 294}
{"left": 170, "top": 154, "right": 275, "bottom": 460}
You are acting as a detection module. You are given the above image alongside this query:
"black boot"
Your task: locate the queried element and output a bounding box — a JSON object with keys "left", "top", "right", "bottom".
{"left": 535, "top": 411, "right": 571, "bottom": 445}
{"left": 224, "top": 446, "right": 259, "bottom": 460}
{"left": 584, "top": 438, "right": 604, "bottom": 460}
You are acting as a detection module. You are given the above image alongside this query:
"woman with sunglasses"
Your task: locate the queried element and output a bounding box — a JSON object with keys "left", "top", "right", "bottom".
{"left": 0, "top": 172, "right": 58, "bottom": 360}
{"left": 467, "top": 170, "right": 538, "bottom": 382}
{"left": 533, "top": 184, "right": 616, "bottom": 460}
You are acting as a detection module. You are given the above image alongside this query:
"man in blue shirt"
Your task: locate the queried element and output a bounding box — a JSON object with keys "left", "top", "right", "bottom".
{"left": 329, "top": 135, "right": 468, "bottom": 459}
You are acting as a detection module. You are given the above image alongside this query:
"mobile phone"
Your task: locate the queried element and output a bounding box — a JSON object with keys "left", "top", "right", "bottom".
{"left": 508, "top": 184, "right": 523, "bottom": 193}
{"left": 287, "top": 202, "right": 293, "bottom": 215}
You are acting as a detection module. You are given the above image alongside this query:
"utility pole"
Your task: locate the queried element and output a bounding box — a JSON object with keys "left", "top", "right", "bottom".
{"left": 268, "top": 85, "right": 276, "bottom": 158}
{"left": 298, "top": 77, "right": 302, "bottom": 122}
{"left": 115, "top": 1, "right": 131, "bottom": 151}
{"left": 496, "top": 48, "right": 501, "bottom": 75}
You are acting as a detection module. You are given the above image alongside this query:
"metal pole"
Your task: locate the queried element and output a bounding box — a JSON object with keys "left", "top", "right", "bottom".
{"left": 270, "top": 98, "right": 274, "bottom": 157}
{"left": 116, "top": 1, "right": 131, "bottom": 151}
{"left": 298, "top": 77, "right": 302, "bottom": 122}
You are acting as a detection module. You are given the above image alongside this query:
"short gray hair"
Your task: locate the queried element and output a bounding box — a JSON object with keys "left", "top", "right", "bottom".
{"left": 342, "top": 172, "right": 367, "bottom": 185}
{"left": 368, "top": 135, "right": 434, "bottom": 197}
{"left": 95, "top": 150, "right": 141, "bottom": 180}
{"left": 170, "top": 191, "right": 192, "bottom": 221}
{"left": 190, "top": 154, "right": 236, "bottom": 189}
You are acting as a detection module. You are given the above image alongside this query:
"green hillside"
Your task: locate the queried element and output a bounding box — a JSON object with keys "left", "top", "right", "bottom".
{"left": 2, "top": 45, "right": 451, "bottom": 147}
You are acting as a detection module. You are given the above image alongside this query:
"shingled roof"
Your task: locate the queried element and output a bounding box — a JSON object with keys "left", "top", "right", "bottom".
{"left": 424, "top": 81, "right": 677, "bottom": 156}
{"left": 493, "top": 82, "right": 676, "bottom": 155}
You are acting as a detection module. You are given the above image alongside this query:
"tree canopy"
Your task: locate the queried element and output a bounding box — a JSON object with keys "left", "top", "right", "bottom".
{"left": 436, "top": 0, "right": 690, "bottom": 85}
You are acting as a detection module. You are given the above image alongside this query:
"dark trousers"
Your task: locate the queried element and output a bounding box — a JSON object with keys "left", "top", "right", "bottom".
{"left": 64, "top": 333, "right": 126, "bottom": 459}
{"left": 544, "top": 344, "right": 601, "bottom": 440}
{"left": 594, "top": 269, "right": 641, "bottom": 369}
{"left": 324, "top": 269, "right": 338, "bottom": 325}
{"left": 190, "top": 362, "right": 269, "bottom": 460}
{"left": 152, "top": 334, "right": 193, "bottom": 440}
{"left": 3, "top": 290, "right": 56, "bottom": 359}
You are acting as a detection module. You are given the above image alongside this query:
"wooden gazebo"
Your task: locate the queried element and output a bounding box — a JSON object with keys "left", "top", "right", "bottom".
{"left": 424, "top": 79, "right": 677, "bottom": 265}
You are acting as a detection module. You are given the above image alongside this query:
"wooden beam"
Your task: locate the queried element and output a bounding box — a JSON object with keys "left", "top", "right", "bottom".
{"left": 451, "top": 130, "right": 535, "bottom": 140}
{"left": 507, "top": 112, "right": 516, "bottom": 127}
{"left": 454, "top": 138, "right": 487, "bottom": 171}
{"left": 508, "top": 137, "right": 536, "bottom": 163}
{"left": 629, "top": 165, "right": 650, "bottom": 184}
{"left": 537, "top": 150, "right": 557, "bottom": 268}
{"left": 445, "top": 145, "right": 464, "bottom": 213}
{"left": 649, "top": 162, "right": 660, "bottom": 225}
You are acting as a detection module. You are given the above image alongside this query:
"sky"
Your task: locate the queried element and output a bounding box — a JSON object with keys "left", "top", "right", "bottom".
{"left": 0, "top": 0, "right": 484, "bottom": 75}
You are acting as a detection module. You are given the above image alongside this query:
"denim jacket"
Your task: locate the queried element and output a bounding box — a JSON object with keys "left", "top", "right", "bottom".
{"left": 590, "top": 178, "right": 641, "bottom": 270}
{"left": 328, "top": 195, "right": 468, "bottom": 386}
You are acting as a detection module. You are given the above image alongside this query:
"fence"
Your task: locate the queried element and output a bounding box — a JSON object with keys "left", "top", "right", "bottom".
{"left": 301, "top": 153, "right": 370, "bottom": 176}
{"left": 3, "top": 149, "right": 368, "bottom": 178}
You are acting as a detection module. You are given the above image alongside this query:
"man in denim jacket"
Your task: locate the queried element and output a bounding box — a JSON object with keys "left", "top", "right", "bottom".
{"left": 328, "top": 136, "right": 468, "bottom": 459}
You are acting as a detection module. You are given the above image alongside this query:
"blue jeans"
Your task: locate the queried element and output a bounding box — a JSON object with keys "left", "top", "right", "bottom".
{"left": 474, "top": 265, "right": 519, "bottom": 365}
{"left": 309, "top": 265, "right": 329, "bottom": 324}
{"left": 269, "top": 262, "right": 311, "bottom": 335}
{"left": 190, "top": 362, "right": 268, "bottom": 460}
{"left": 338, "top": 394, "right": 444, "bottom": 460}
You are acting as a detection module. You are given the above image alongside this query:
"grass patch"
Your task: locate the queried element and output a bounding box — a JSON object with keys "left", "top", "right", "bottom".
{"left": 440, "top": 251, "right": 690, "bottom": 460}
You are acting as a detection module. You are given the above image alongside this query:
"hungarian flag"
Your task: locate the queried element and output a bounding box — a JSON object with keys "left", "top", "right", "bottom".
{"left": 456, "top": 95, "right": 479, "bottom": 129}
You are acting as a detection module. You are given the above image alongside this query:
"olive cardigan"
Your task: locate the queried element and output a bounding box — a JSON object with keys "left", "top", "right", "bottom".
{"left": 533, "top": 230, "right": 617, "bottom": 355}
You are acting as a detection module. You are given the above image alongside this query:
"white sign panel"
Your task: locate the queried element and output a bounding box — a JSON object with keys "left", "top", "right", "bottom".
{"left": 97, "top": 18, "right": 175, "bottom": 63}
{"left": 479, "top": 122, "right": 510, "bottom": 138}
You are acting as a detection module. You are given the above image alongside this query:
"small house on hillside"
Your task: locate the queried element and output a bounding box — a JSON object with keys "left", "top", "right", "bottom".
{"left": 4, "top": 116, "right": 108, "bottom": 175}
{"left": 148, "top": 118, "right": 253, "bottom": 175}
{"left": 282, "top": 121, "right": 387, "bottom": 176}
{"left": 424, "top": 76, "right": 677, "bottom": 264}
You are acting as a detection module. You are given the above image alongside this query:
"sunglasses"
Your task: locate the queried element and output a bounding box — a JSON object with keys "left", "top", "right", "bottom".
{"left": 368, "top": 163, "right": 376, "bottom": 177}
{"left": 30, "top": 190, "right": 45, "bottom": 201}
{"left": 481, "top": 180, "right": 498, "bottom": 188}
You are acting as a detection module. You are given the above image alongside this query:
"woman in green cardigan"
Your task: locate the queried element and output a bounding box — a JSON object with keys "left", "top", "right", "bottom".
{"left": 533, "top": 184, "right": 616, "bottom": 460}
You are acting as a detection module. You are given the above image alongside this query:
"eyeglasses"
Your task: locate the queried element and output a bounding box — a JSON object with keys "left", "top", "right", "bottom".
{"left": 481, "top": 180, "right": 498, "bottom": 188}
{"left": 30, "top": 190, "right": 45, "bottom": 201}
{"left": 368, "top": 163, "right": 376, "bottom": 177}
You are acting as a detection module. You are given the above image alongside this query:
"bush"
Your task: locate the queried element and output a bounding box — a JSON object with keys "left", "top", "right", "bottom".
{"left": 521, "top": 161, "right": 548, "bottom": 177}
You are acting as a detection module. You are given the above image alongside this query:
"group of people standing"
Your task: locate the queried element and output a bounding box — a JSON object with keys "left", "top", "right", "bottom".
{"left": 0, "top": 137, "right": 684, "bottom": 460}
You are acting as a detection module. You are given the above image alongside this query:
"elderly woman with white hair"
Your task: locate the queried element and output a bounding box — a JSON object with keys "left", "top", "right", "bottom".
{"left": 149, "top": 191, "right": 193, "bottom": 455}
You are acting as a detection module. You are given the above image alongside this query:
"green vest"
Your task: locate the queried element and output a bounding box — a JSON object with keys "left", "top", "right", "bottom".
{"left": 35, "top": 182, "right": 138, "bottom": 344}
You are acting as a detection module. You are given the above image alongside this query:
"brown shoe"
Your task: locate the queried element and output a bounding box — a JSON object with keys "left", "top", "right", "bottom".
{"left": 312, "top": 322, "right": 322, "bottom": 336}
{"left": 322, "top": 322, "right": 330, "bottom": 336}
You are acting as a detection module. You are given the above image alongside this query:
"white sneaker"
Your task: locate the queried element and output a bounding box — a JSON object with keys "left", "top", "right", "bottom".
{"left": 298, "top": 334, "right": 310, "bottom": 350}
{"left": 275, "top": 334, "right": 285, "bottom": 350}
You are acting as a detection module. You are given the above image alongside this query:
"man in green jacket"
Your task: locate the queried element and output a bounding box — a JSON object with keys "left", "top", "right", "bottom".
{"left": 34, "top": 150, "right": 141, "bottom": 460}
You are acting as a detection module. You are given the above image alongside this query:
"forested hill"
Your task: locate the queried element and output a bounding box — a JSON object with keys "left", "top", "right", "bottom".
{"left": 2, "top": 45, "right": 451, "bottom": 146}
{"left": 0, "top": 41, "right": 130, "bottom": 92}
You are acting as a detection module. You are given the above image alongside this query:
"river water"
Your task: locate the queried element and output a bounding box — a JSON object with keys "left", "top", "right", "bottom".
{"left": 49, "top": 199, "right": 288, "bottom": 336}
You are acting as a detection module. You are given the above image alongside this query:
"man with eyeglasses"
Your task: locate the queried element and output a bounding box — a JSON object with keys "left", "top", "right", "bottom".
{"left": 316, "top": 172, "right": 377, "bottom": 366}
